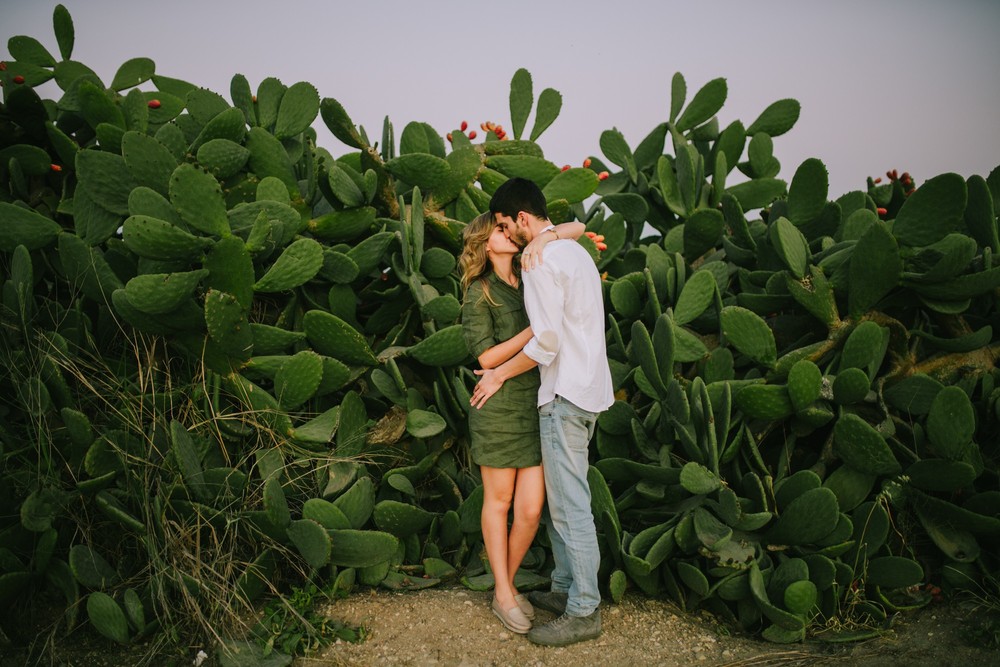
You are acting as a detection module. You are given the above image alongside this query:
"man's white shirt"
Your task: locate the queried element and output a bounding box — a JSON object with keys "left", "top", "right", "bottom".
{"left": 521, "top": 237, "right": 614, "bottom": 414}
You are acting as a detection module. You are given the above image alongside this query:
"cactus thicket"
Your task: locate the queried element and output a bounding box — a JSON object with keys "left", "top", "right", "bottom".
{"left": 0, "top": 4, "right": 998, "bottom": 659}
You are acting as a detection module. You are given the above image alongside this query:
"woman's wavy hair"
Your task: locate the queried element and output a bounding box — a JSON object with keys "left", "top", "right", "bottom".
{"left": 459, "top": 212, "right": 515, "bottom": 307}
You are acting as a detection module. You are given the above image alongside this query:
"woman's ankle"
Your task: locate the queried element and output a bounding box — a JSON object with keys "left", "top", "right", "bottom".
{"left": 494, "top": 586, "right": 516, "bottom": 606}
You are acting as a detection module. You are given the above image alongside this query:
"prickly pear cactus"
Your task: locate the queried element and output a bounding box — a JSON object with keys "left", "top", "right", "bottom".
{"left": 1, "top": 4, "right": 998, "bottom": 656}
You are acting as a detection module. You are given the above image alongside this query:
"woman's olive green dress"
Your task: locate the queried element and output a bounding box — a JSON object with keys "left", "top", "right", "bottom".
{"left": 461, "top": 274, "right": 542, "bottom": 469}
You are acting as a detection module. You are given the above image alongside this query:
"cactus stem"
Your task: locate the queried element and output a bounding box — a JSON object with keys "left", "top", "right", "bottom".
{"left": 905, "top": 343, "right": 1000, "bottom": 385}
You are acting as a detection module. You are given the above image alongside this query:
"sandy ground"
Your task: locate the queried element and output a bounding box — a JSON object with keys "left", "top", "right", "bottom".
{"left": 301, "top": 586, "right": 998, "bottom": 667}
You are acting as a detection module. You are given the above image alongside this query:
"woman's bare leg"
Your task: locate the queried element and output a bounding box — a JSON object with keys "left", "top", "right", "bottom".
{"left": 507, "top": 465, "right": 545, "bottom": 595}
{"left": 480, "top": 465, "right": 518, "bottom": 608}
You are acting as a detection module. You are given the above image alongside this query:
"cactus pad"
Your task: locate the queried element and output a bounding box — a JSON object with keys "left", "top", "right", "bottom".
{"left": 721, "top": 306, "right": 776, "bottom": 368}
{"left": 86, "top": 592, "right": 129, "bottom": 644}
{"left": 925, "top": 386, "right": 976, "bottom": 459}
{"left": 304, "top": 310, "right": 377, "bottom": 366}
{"left": 832, "top": 368, "right": 870, "bottom": 405}
{"left": 329, "top": 529, "right": 399, "bottom": 568}
{"left": 406, "top": 325, "right": 470, "bottom": 367}
{"left": 767, "top": 487, "right": 839, "bottom": 545}
{"left": 373, "top": 500, "right": 435, "bottom": 537}
{"left": 286, "top": 519, "right": 332, "bottom": 569}
{"left": 833, "top": 414, "right": 900, "bottom": 475}
{"left": 735, "top": 384, "right": 794, "bottom": 421}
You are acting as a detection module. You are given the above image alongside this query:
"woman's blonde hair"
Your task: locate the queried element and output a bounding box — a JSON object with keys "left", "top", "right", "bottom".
{"left": 459, "top": 212, "right": 507, "bottom": 306}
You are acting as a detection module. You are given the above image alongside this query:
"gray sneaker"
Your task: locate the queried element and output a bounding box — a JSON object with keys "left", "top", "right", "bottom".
{"left": 527, "top": 609, "right": 601, "bottom": 647}
{"left": 526, "top": 590, "right": 568, "bottom": 615}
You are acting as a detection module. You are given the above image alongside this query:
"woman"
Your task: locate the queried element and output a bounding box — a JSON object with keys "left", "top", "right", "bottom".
{"left": 459, "top": 212, "right": 584, "bottom": 634}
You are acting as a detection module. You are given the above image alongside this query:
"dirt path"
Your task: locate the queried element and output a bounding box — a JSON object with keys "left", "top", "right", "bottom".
{"left": 301, "top": 586, "right": 996, "bottom": 667}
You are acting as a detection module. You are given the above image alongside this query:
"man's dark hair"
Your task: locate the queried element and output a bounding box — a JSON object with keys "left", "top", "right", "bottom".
{"left": 489, "top": 177, "right": 549, "bottom": 221}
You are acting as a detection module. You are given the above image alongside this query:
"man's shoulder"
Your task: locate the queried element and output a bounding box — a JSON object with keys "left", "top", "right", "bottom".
{"left": 547, "top": 240, "right": 600, "bottom": 277}
{"left": 545, "top": 239, "right": 591, "bottom": 263}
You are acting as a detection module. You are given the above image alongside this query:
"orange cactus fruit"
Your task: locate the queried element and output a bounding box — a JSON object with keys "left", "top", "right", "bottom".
{"left": 50, "top": 164, "right": 62, "bottom": 172}
{"left": 561, "top": 165, "right": 571, "bottom": 172}
{"left": 598, "top": 171, "right": 610, "bottom": 180}
{"left": 583, "top": 158, "right": 592, "bottom": 168}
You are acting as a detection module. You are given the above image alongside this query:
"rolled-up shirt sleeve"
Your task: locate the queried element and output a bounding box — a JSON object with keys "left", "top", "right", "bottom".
{"left": 461, "top": 283, "right": 496, "bottom": 360}
{"left": 522, "top": 262, "right": 564, "bottom": 367}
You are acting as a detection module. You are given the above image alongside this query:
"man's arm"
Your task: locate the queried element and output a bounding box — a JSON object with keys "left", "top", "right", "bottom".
{"left": 477, "top": 326, "right": 533, "bottom": 369}
{"left": 470, "top": 350, "right": 538, "bottom": 409}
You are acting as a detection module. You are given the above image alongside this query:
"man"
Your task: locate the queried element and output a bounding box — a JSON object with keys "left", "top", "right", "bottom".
{"left": 470, "top": 177, "right": 614, "bottom": 646}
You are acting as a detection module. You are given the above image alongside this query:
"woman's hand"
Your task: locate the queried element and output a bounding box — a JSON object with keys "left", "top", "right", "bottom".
{"left": 519, "top": 228, "right": 558, "bottom": 271}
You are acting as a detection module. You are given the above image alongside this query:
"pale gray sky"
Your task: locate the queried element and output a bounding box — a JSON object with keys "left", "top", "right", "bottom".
{"left": 4, "top": 0, "right": 998, "bottom": 199}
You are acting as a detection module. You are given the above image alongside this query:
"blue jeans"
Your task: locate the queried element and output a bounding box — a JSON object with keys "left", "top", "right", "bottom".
{"left": 538, "top": 396, "right": 600, "bottom": 616}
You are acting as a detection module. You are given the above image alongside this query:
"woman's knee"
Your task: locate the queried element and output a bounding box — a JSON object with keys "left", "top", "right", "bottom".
{"left": 513, "top": 498, "right": 544, "bottom": 526}
{"left": 482, "top": 488, "right": 514, "bottom": 512}
{"left": 515, "top": 507, "right": 542, "bottom": 527}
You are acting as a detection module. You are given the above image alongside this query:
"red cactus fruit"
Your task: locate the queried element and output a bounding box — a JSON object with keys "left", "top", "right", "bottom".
{"left": 586, "top": 232, "right": 608, "bottom": 252}
{"left": 50, "top": 164, "right": 62, "bottom": 172}
{"left": 460, "top": 120, "right": 468, "bottom": 131}
{"left": 147, "top": 99, "right": 161, "bottom": 109}
{"left": 468, "top": 130, "right": 477, "bottom": 140}
{"left": 598, "top": 171, "right": 610, "bottom": 180}
{"left": 877, "top": 207, "right": 888, "bottom": 216}
{"left": 13, "top": 75, "right": 25, "bottom": 84}
{"left": 0, "top": 62, "right": 6, "bottom": 71}
{"left": 873, "top": 177, "right": 882, "bottom": 184}
{"left": 561, "top": 165, "right": 571, "bottom": 172}
{"left": 583, "top": 158, "right": 592, "bottom": 168}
